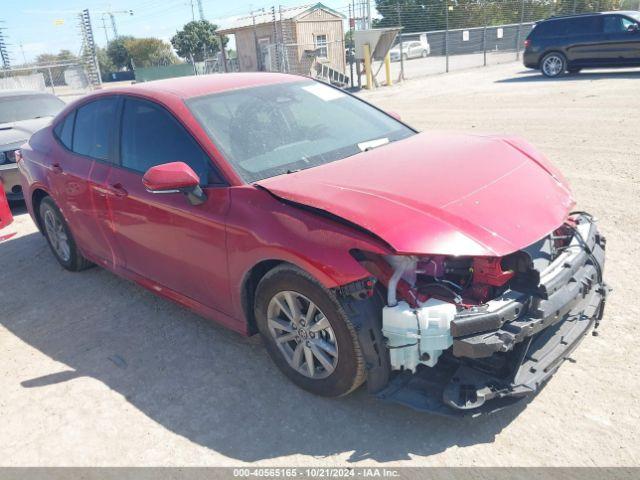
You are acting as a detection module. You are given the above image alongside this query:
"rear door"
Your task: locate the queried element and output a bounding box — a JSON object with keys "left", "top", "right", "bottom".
{"left": 49, "top": 97, "right": 120, "bottom": 265}
{"left": 105, "top": 96, "right": 233, "bottom": 314}
{"left": 602, "top": 14, "right": 640, "bottom": 63}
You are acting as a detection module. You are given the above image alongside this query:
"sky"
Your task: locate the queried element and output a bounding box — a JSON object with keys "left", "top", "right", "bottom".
{"left": 0, "top": 0, "right": 356, "bottom": 64}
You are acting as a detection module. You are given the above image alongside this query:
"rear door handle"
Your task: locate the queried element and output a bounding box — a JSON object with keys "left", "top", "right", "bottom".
{"left": 51, "top": 163, "right": 63, "bottom": 174}
{"left": 109, "top": 183, "right": 128, "bottom": 198}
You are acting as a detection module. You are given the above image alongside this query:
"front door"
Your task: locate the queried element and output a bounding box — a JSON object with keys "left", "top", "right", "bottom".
{"left": 602, "top": 14, "right": 640, "bottom": 64}
{"left": 105, "top": 96, "right": 233, "bottom": 314}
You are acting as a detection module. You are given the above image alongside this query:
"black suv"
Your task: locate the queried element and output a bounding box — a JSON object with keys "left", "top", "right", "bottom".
{"left": 524, "top": 11, "right": 640, "bottom": 77}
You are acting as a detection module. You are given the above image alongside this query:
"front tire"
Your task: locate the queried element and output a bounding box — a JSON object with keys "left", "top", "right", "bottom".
{"left": 540, "top": 52, "right": 566, "bottom": 78}
{"left": 39, "top": 197, "right": 92, "bottom": 271}
{"left": 254, "top": 265, "right": 366, "bottom": 397}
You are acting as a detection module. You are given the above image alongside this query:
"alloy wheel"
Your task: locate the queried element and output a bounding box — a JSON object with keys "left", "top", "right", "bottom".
{"left": 542, "top": 55, "right": 564, "bottom": 77}
{"left": 266, "top": 291, "right": 339, "bottom": 379}
{"left": 43, "top": 208, "right": 71, "bottom": 262}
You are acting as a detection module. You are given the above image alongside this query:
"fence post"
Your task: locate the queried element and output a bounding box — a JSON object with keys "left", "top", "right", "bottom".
{"left": 444, "top": 0, "right": 449, "bottom": 73}
{"left": 363, "top": 43, "right": 373, "bottom": 89}
{"left": 219, "top": 35, "right": 228, "bottom": 73}
{"left": 516, "top": 0, "right": 526, "bottom": 61}
{"left": 483, "top": 26, "right": 487, "bottom": 66}
{"left": 396, "top": 1, "right": 405, "bottom": 81}
{"left": 47, "top": 67, "right": 55, "bottom": 95}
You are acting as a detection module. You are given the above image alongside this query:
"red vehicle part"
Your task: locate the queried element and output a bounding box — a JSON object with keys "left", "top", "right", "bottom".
{"left": 0, "top": 183, "right": 13, "bottom": 232}
{"left": 472, "top": 257, "right": 515, "bottom": 286}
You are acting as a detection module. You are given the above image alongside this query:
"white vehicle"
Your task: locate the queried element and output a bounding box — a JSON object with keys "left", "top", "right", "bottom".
{"left": 389, "top": 40, "right": 430, "bottom": 62}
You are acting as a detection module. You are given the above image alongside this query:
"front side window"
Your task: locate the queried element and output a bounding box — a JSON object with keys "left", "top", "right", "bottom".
{"left": 187, "top": 80, "right": 414, "bottom": 183}
{"left": 315, "top": 34, "right": 328, "bottom": 58}
{"left": 0, "top": 94, "right": 64, "bottom": 124}
{"left": 72, "top": 97, "right": 118, "bottom": 161}
{"left": 604, "top": 15, "right": 637, "bottom": 33}
{"left": 120, "top": 98, "right": 217, "bottom": 185}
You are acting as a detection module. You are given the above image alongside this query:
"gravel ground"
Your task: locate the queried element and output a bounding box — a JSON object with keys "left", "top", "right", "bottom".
{"left": 1, "top": 62, "right": 639, "bottom": 467}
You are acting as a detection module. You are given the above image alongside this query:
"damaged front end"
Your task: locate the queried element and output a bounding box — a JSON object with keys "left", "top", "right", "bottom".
{"left": 348, "top": 213, "right": 609, "bottom": 416}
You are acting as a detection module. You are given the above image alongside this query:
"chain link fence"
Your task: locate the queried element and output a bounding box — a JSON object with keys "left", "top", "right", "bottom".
{"left": 0, "top": 62, "right": 94, "bottom": 98}
{"left": 346, "top": 0, "right": 624, "bottom": 84}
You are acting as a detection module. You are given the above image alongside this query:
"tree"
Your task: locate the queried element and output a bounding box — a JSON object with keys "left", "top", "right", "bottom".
{"left": 96, "top": 47, "right": 116, "bottom": 81}
{"left": 106, "top": 36, "right": 177, "bottom": 70}
{"left": 107, "top": 36, "right": 135, "bottom": 70}
{"left": 35, "top": 49, "right": 78, "bottom": 65}
{"left": 171, "top": 20, "right": 227, "bottom": 62}
{"left": 124, "top": 38, "right": 178, "bottom": 67}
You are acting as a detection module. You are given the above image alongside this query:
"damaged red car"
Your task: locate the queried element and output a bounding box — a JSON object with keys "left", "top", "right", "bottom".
{"left": 18, "top": 74, "right": 608, "bottom": 415}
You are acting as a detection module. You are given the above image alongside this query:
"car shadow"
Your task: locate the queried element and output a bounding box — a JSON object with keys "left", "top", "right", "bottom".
{"left": 496, "top": 69, "right": 640, "bottom": 83}
{"left": 0, "top": 230, "right": 529, "bottom": 463}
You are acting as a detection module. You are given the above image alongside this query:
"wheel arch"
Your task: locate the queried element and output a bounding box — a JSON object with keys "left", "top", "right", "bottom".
{"left": 241, "top": 259, "right": 287, "bottom": 335}
{"left": 31, "top": 187, "right": 51, "bottom": 233}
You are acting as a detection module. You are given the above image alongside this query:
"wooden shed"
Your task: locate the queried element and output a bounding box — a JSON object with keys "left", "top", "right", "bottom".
{"left": 218, "top": 3, "right": 346, "bottom": 78}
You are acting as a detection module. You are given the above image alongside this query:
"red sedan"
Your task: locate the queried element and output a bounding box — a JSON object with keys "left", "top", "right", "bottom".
{"left": 18, "top": 73, "right": 607, "bottom": 415}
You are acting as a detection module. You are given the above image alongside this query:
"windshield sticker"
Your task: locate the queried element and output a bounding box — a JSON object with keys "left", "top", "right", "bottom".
{"left": 302, "top": 84, "right": 346, "bottom": 102}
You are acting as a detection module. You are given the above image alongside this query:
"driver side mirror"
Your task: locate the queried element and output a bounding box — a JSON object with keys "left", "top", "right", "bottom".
{"left": 142, "top": 162, "right": 207, "bottom": 206}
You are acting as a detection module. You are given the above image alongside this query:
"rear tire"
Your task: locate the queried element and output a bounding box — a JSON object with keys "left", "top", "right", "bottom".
{"left": 254, "top": 264, "right": 366, "bottom": 397}
{"left": 540, "top": 52, "right": 566, "bottom": 78}
{"left": 39, "top": 197, "right": 92, "bottom": 271}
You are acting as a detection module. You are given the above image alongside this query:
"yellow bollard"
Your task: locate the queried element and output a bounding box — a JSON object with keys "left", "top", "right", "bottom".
{"left": 363, "top": 43, "right": 373, "bottom": 90}
{"left": 384, "top": 51, "right": 392, "bottom": 86}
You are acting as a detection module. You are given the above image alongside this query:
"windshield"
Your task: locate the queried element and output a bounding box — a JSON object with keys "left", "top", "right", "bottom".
{"left": 629, "top": 12, "right": 640, "bottom": 22}
{"left": 0, "top": 94, "right": 65, "bottom": 124}
{"left": 187, "top": 80, "right": 415, "bottom": 182}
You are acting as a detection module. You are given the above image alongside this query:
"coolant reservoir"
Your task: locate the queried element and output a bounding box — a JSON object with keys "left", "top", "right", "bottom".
{"left": 382, "top": 299, "right": 457, "bottom": 372}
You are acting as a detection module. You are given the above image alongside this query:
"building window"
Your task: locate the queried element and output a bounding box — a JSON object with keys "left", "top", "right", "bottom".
{"left": 314, "top": 34, "right": 328, "bottom": 58}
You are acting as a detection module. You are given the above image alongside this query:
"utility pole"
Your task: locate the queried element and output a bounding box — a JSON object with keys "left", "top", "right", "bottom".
{"left": 0, "top": 22, "right": 11, "bottom": 69}
{"left": 78, "top": 9, "right": 101, "bottom": 87}
{"left": 100, "top": 15, "right": 110, "bottom": 44}
{"left": 197, "top": 0, "right": 205, "bottom": 20}
{"left": 251, "top": 8, "right": 264, "bottom": 71}
{"left": 271, "top": 6, "right": 279, "bottom": 72}
{"left": 366, "top": 0, "right": 372, "bottom": 29}
{"left": 100, "top": 9, "right": 134, "bottom": 40}
{"left": 19, "top": 41, "right": 27, "bottom": 65}
{"left": 189, "top": 0, "right": 195, "bottom": 21}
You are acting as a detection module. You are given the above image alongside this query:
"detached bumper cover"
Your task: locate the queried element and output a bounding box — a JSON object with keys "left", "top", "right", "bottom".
{"left": 375, "top": 215, "right": 608, "bottom": 416}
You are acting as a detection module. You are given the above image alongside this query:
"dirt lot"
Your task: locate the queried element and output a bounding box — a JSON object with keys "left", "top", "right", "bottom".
{"left": 1, "top": 62, "right": 639, "bottom": 467}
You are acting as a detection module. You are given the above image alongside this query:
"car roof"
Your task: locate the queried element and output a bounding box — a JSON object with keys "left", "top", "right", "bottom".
{"left": 104, "top": 72, "right": 306, "bottom": 100}
{"left": 543, "top": 10, "right": 638, "bottom": 22}
{"left": 0, "top": 89, "right": 57, "bottom": 98}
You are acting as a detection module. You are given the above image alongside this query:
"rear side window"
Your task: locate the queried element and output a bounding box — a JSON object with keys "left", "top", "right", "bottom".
{"left": 533, "top": 16, "right": 602, "bottom": 37}
{"left": 72, "top": 97, "right": 118, "bottom": 161}
{"left": 120, "top": 98, "right": 219, "bottom": 185}
{"left": 563, "top": 16, "right": 602, "bottom": 35}
{"left": 53, "top": 112, "right": 74, "bottom": 149}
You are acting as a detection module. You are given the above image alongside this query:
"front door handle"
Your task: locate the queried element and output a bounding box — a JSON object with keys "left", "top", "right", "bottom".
{"left": 109, "top": 183, "right": 128, "bottom": 198}
{"left": 51, "top": 163, "right": 63, "bottom": 174}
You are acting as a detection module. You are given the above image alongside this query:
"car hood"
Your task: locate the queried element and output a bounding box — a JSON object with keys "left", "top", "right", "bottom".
{"left": 0, "top": 117, "right": 53, "bottom": 148}
{"left": 256, "top": 132, "right": 574, "bottom": 257}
